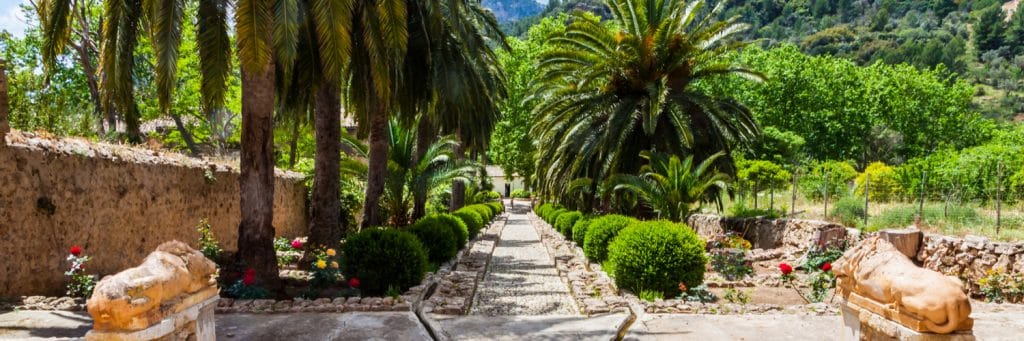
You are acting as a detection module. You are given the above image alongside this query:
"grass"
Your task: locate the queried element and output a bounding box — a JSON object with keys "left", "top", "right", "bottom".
{"left": 708, "top": 189, "right": 1024, "bottom": 241}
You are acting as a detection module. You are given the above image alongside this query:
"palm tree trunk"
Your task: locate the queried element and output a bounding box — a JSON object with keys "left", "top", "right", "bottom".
{"left": 449, "top": 142, "right": 465, "bottom": 212}
{"left": 0, "top": 59, "right": 9, "bottom": 139}
{"left": 412, "top": 117, "right": 434, "bottom": 220}
{"left": 237, "top": 59, "right": 280, "bottom": 289}
{"left": 361, "top": 102, "right": 388, "bottom": 228}
{"left": 310, "top": 81, "right": 344, "bottom": 245}
{"left": 170, "top": 113, "right": 201, "bottom": 156}
{"left": 287, "top": 116, "right": 299, "bottom": 169}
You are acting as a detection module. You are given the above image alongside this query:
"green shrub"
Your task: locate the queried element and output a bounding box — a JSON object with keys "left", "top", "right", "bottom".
{"left": 572, "top": 217, "right": 593, "bottom": 245}
{"left": 485, "top": 201, "right": 504, "bottom": 215}
{"left": 453, "top": 209, "right": 484, "bottom": 239}
{"left": 855, "top": 162, "right": 902, "bottom": 202}
{"left": 548, "top": 208, "right": 568, "bottom": 225}
{"left": 727, "top": 201, "right": 782, "bottom": 219}
{"left": 511, "top": 189, "right": 531, "bottom": 198}
{"left": 408, "top": 218, "right": 460, "bottom": 265}
{"left": 536, "top": 203, "right": 552, "bottom": 218}
{"left": 341, "top": 228, "right": 429, "bottom": 296}
{"left": 467, "top": 204, "right": 494, "bottom": 222}
{"left": 555, "top": 211, "right": 583, "bottom": 238}
{"left": 831, "top": 196, "right": 866, "bottom": 228}
{"left": 583, "top": 215, "right": 635, "bottom": 262}
{"left": 433, "top": 213, "right": 469, "bottom": 249}
{"left": 608, "top": 220, "right": 707, "bottom": 298}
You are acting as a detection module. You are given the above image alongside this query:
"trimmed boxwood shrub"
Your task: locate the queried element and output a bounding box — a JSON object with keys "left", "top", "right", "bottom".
{"left": 408, "top": 217, "right": 459, "bottom": 265}
{"left": 486, "top": 201, "right": 504, "bottom": 215}
{"left": 341, "top": 228, "right": 429, "bottom": 296}
{"left": 535, "top": 203, "right": 551, "bottom": 218}
{"left": 433, "top": 213, "right": 469, "bottom": 249}
{"left": 572, "top": 217, "right": 592, "bottom": 245}
{"left": 554, "top": 211, "right": 583, "bottom": 239}
{"left": 583, "top": 215, "right": 635, "bottom": 262}
{"left": 548, "top": 208, "right": 567, "bottom": 225}
{"left": 467, "top": 204, "right": 494, "bottom": 222}
{"left": 453, "top": 209, "right": 484, "bottom": 239}
{"left": 607, "top": 220, "right": 707, "bottom": 298}
{"left": 479, "top": 202, "right": 500, "bottom": 217}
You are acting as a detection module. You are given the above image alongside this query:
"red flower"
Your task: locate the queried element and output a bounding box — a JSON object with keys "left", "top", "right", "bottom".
{"left": 242, "top": 268, "right": 256, "bottom": 286}
{"left": 70, "top": 245, "right": 82, "bottom": 257}
{"left": 778, "top": 263, "right": 793, "bottom": 275}
{"left": 821, "top": 262, "right": 832, "bottom": 272}
{"left": 348, "top": 277, "right": 360, "bottom": 289}
{"left": 290, "top": 238, "right": 303, "bottom": 249}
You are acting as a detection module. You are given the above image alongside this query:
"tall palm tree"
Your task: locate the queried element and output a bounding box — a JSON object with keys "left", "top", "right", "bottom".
{"left": 531, "top": 0, "right": 762, "bottom": 198}
{"left": 607, "top": 151, "right": 730, "bottom": 221}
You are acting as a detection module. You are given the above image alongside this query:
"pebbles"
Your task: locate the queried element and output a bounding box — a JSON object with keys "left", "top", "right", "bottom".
{"left": 470, "top": 211, "right": 577, "bottom": 316}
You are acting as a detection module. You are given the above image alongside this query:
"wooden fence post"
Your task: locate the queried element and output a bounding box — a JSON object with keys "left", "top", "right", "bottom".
{"left": 824, "top": 171, "right": 830, "bottom": 218}
{"left": 997, "top": 159, "right": 1003, "bottom": 234}
{"left": 864, "top": 174, "right": 870, "bottom": 226}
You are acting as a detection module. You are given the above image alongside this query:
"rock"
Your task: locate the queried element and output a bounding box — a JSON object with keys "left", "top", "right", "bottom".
{"left": 878, "top": 228, "right": 922, "bottom": 259}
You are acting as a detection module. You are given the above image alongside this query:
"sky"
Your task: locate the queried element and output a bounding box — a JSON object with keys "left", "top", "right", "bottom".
{"left": 0, "top": 0, "right": 28, "bottom": 37}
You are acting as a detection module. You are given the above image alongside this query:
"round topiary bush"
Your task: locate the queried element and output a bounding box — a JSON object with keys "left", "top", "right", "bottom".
{"left": 341, "top": 228, "right": 429, "bottom": 296}
{"left": 486, "top": 201, "right": 504, "bottom": 215}
{"left": 479, "top": 202, "right": 500, "bottom": 217}
{"left": 468, "top": 204, "right": 493, "bottom": 222}
{"left": 453, "top": 209, "right": 484, "bottom": 239}
{"left": 607, "top": 220, "right": 707, "bottom": 298}
{"left": 583, "top": 215, "right": 635, "bottom": 262}
{"left": 535, "top": 203, "right": 551, "bottom": 218}
{"left": 548, "top": 208, "right": 567, "bottom": 225}
{"left": 555, "top": 211, "right": 583, "bottom": 239}
{"left": 572, "top": 217, "right": 592, "bottom": 245}
{"left": 408, "top": 217, "right": 459, "bottom": 266}
{"left": 433, "top": 213, "right": 469, "bottom": 249}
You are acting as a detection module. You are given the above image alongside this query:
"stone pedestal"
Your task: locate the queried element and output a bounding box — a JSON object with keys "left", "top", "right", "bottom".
{"left": 841, "top": 300, "right": 974, "bottom": 341}
{"left": 879, "top": 228, "right": 923, "bottom": 259}
{"left": 86, "top": 291, "right": 218, "bottom": 341}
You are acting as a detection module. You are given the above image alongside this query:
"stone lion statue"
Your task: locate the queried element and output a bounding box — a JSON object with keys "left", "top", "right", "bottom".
{"left": 87, "top": 240, "right": 217, "bottom": 330}
{"left": 832, "top": 236, "right": 971, "bottom": 334}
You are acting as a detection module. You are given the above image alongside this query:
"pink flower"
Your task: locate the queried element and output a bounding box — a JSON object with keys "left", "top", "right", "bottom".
{"left": 821, "top": 262, "right": 832, "bottom": 272}
{"left": 290, "top": 238, "right": 303, "bottom": 249}
{"left": 348, "top": 277, "right": 360, "bottom": 289}
{"left": 70, "top": 245, "right": 82, "bottom": 257}
{"left": 779, "top": 263, "right": 793, "bottom": 275}
{"left": 242, "top": 268, "right": 256, "bottom": 286}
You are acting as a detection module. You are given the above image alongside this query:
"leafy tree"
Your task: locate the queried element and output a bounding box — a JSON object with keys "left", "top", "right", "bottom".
{"left": 799, "top": 160, "right": 858, "bottom": 201}
{"left": 974, "top": 5, "right": 1006, "bottom": 53}
{"left": 1007, "top": 7, "right": 1024, "bottom": 55}
{"left": 531, "top": 0, "right": 762, "bottom": 198}
{"left": 736, "top": 158, "right": 791, "bottom": 209}
{"left": 746, "top": 126, "right": 805, "bottom": 164}
{"left": 489, "top": 16, "right": 566, "bottom": 192}
{"left": 607, "top": 152, "right": 730, "bottom": 222}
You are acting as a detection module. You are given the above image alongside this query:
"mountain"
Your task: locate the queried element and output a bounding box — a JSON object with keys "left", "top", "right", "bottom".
{"left": 483, "top": 0, "right": 544, "bottom": 23}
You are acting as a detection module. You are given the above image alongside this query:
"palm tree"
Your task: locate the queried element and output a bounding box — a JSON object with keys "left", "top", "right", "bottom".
{"left": 531, "top": 0, "right": 762, "bottom": 198}
{"left": 340, "top": 120, "right": 476, "bottom": 225}
{"left": 607, "top": 151, "right": 730, "bottom": 221}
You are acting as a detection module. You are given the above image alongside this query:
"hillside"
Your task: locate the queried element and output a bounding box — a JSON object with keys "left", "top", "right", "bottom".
{"left": 494, "top": 0, "right": 1024, "bottom": 121}
{"left": 483, "top": 0, "right": 544, "bottom": 23}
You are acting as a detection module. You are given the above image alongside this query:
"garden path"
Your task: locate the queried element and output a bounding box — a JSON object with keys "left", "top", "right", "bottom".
{"left": 469, "top": 202, "right": 577, "bottom": 316}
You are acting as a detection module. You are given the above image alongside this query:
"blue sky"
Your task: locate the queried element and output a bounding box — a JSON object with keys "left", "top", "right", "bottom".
{"left": 0, "top": 0, "right": 28, "bottom": 37}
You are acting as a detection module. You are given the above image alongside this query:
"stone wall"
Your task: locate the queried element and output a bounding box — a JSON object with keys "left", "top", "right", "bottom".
{"left": 686, "top": 214, "right": 852, "bottom": 250}
{"left": 917, "top": 234, "right": 1024, "bottom": 288}
{"left": 0, "top": 131, "right": 309, "bottom": 297}
{"left": 687, "top": 214, "right": 1024, "bottom": 291}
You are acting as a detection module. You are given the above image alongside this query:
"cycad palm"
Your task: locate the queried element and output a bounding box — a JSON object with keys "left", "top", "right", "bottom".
{"left": 531, "top": 0, "right": 761, "bottom": 198}
{"left": 607, "top": 151, "right": 729, "bottom": 221}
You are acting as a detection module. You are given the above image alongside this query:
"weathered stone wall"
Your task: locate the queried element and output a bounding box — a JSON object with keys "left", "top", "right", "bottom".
{"left": 917, "top": 234, "right": 1024, "bottom": 288}
{"left": 0, "top": 131, "right": 309, "bottom": 297}
{"left": 687, "top": 214, "right": 851, "bottom": 250}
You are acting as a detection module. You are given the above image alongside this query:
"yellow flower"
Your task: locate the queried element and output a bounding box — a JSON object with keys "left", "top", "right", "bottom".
{"left": 316, "top": 260, "right": 327, "bottom": 269}
{"left": 331, "top": 261, "right": 339, "bottom": 269}
{"left": 326, "top": 248, "right": 336, "bottom": 256}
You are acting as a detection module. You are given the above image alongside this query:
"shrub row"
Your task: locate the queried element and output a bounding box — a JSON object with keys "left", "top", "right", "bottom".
{"left": 534, "top": 205, "right": 708, "bottom": 299}
{"left": 340, "top": 203, "right": 504, "bottom": 296}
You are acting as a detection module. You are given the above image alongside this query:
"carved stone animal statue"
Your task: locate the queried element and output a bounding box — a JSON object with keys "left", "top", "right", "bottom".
{"left": 832, "top": 236, "right": 971, "bottom": 334}
{"left": 87, "top": 240, "right": 217, "bottom": 331}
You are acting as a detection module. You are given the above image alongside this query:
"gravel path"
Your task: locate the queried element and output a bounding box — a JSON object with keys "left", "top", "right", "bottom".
{"left": 471, "top": 206, "right": 577, "bottom": 316}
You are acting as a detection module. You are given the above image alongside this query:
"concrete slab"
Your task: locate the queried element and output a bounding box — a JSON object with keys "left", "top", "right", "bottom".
{"left": 0, "top": 310, "right": 91, "bottom": 340}
{"left": 625, "top": 314, "right": 843, "bottom": 341}
{"left": 435, "top": 313, "right": 628, "bottom": 340}
{"left": 216, "top": 312, "right": 432, "bottom": 341}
